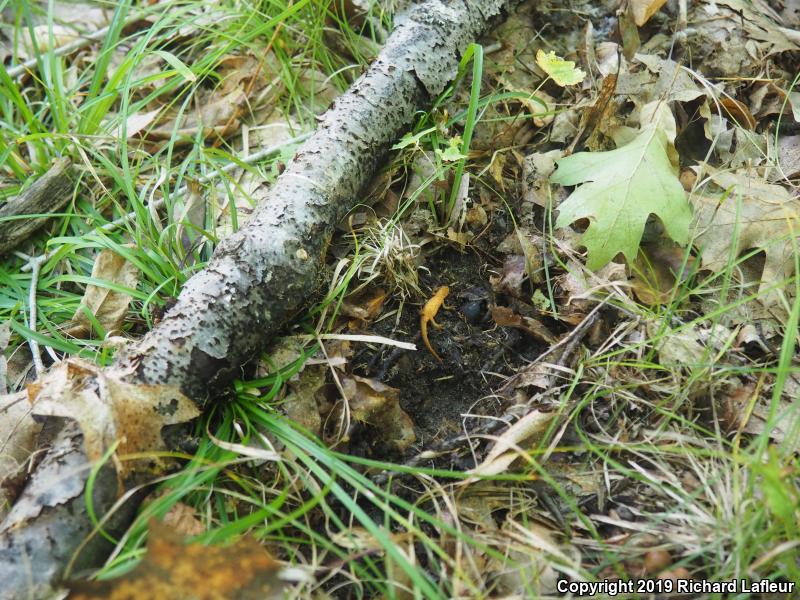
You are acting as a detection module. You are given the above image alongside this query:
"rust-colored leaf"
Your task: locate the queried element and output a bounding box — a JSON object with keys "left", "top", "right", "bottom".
{"left": 714, "top": 97, "right": 757, "bottom": 130}
{"left": 68, "top": 520, "right": 283, "bottom": 600}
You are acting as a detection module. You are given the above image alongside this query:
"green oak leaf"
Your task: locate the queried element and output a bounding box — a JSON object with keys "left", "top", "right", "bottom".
{"left": 552, "top": 124, "right": 692, "bottom": 269}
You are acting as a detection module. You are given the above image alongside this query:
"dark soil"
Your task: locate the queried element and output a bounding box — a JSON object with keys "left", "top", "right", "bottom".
{"left": 348, "top": 222, "right": 551, "bottom": 467}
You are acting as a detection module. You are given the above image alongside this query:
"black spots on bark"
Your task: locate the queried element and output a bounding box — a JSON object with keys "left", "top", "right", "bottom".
{"left": 154, "top": 397, "right": 180, "bottom": 417}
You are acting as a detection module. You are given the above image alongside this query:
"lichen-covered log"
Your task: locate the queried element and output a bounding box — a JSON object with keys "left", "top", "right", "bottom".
{"left": 0, "top": 1, "right": 521, "bottom": 597}
{"left": 121, "top": 0, "right": 519, "bottom": 399}
{"left": 0, "top": 158, "right": 73, "bottom": 255}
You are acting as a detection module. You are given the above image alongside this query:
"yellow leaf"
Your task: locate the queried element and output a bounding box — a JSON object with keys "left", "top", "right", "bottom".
{"left": 535, "top": 50, "right": 586, "bottom": 87}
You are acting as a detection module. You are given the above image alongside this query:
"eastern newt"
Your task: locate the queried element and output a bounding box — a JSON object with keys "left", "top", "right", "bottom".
{"left": 420, "top": 286, "right": 449, "bottom": 362}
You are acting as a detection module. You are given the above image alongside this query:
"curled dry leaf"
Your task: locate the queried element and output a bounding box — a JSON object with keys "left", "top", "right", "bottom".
{"left": 29, "top": 359, "right": 200, "bottom": 477}
{"left": 66, "top": 248, "right": 139, "bottom": 338}
{"left": 68, "top": 519, "right": 283, "bottom": 600}
{"left": 468, "top": 409, "right": 555, "bottom": 477}
{"left": 341, "top": 288, "right": 388, "bottom": 325}
{"left": 490, "top": 255, "right": 527, "bottom": 298}
{"left": 717, "top": 382, "right": 755, "bottom": 435}
{"left": 490, "top": 305, "right": 557, "bottom": 344}
{"left": 341, "top": 375, "right": 415, "bottom": 452}
{"left": 629, "top": 240, "right": 694, "bottom": 306}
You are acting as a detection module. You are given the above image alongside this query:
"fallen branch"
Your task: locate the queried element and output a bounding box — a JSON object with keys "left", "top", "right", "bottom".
{"left": 0, "top": 1, "right": 521, "bottom": 597}
{"left": 0, "top": 158, "right": 73, "bottom": 255}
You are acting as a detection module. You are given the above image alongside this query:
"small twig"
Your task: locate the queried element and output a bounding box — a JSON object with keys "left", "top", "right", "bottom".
{"left": 670, "top": 0, "right": 688, "bottom": 61}
{"left": 13, "top": 251, "right": 52, "bottom": 377}
{"left": 7, "top": 26, "right": 113, "bottom": 79}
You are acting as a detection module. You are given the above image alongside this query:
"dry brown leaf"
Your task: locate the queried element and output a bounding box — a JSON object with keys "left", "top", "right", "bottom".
{"left": 490, "top": 305, "right": 557, "bottom": 344}
{"left": 490, "top": 255, "right": 527, "bottom": 298}
{"left": 630, "top": 0, "right": 668, "bottom": 26}
{"left": 777, "top": 135, "right": 800, "bottom": 180}
{"left": 629, "top": 240, "right": 694, "bottom": 305}
{"left": 68, "top": 519, "right": 283, "bottom": 600}
{"left": 341, "top": 375, "right": 415, "bottom": 451}
{"left": 132, "top": 53, "right": 278, "bottom": 147}
{"left": 573, "top": 73, "right": 618, "bottom": 149}
{"left": 121, "top": 108, "right": 161, "bottom": 138}
{"left": 652, "top": 324, "right": 706, "bottom": 367}
{"left": 283, "top": 364, "right": 326, "bottom": 437}
{"left": 341, "top": 288, "right": 387, "bottom": 325}
{"left": 522, "top": 150, "right": 561, "bottom": 208}
{"left": 174, "top": 181, "right": 208, "bottom": 259}
{"left": 29, "top": 359, "right": 200, "bottom": 476}
{"left": 491, "top": 520, "right": 571, "bottom": 596}
{"left": 717, "top": 382, "right": 755, "bottom": 435}
{"left": 691, "top": 167, "right": 800, "bottom": 305}
{"left": 713, "top": 0, "right": 800, "bottom": 56}
{"left": 716, "top": 97, "right": 757, "bottom": 130}
{"left": 66, "top": 249, "right": 139, "bottom": 338}
{"left": 145, "top": 88, "right": 248, "bottom": 143}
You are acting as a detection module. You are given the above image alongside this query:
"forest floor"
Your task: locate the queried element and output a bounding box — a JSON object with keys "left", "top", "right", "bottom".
{"left": 1, "top": 0, "right": 800, "bottom": 598}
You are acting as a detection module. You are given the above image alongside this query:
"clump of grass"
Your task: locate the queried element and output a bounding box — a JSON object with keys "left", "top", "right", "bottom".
{"left": 353, "top": 218, "right": 424, "bottom": 300}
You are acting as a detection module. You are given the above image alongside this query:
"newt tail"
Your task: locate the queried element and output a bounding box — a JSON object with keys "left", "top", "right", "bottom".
{"left": 420, "top": 286, "right": 449, "bottom": 362}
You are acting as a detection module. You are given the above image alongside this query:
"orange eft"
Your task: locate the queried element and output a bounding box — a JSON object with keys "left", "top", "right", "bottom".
{"left": 420, "top": 286, "right": 449, "bottom": 362}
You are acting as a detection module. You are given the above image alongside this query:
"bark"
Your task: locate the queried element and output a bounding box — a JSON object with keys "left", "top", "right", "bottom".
{"left": 0, "top": 158, "right": 73, "bottom": 255}
{"left": 0, "top": 422, "right": 138, "bottom": 600}
{"left": 0, "top": 1, "right": 521, "bottom": 597}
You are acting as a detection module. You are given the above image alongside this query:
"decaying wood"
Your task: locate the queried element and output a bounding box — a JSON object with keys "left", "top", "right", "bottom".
{"left": 0, "top": 422, "right": 139, "bottom": 599}
{"left": 0, "top": 158, "right": 73, "bottom": 255}
{"left": 0, "top": 1, "right": 521, "bottom": 597}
